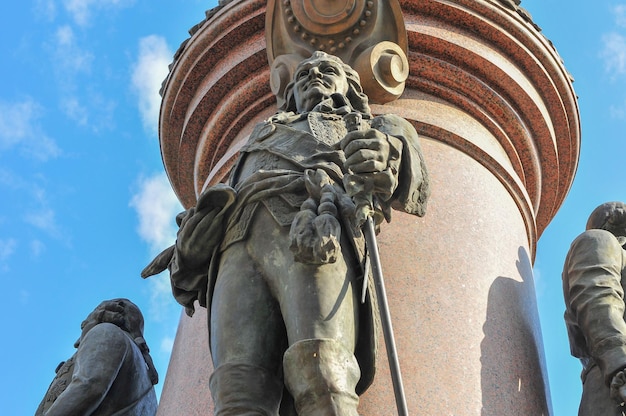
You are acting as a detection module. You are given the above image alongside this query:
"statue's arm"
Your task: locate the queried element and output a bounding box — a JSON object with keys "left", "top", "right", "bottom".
{"left": 371, "top": 114, "right": 429, "bottom": 217}
{"left": 142, "top": 185, "right": 237, "bottom": 316}
{"left": 170, "top": 184, "right": 237, "bottom": 315}
{"left": 565, "top": 229, "right": 626, "bottom": 385}
{"left": 43, "top": 324, "right": 127, "bottom": 416}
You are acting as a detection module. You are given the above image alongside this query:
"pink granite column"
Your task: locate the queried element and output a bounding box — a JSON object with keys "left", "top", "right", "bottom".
{"left": 156, "top": 1, "right": 579, "bottom": 414}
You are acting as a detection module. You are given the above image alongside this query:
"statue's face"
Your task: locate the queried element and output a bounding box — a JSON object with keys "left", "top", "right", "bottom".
{"left": 292, "top": 57, "right": 350, "bottom": 113}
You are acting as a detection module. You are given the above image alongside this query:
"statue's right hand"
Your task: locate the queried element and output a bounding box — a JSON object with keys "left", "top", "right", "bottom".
{"left": 610, "top": 370, "right": 626, "bottom": 405}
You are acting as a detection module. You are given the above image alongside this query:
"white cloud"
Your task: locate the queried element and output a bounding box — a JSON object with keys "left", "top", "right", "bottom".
{"left": 0, "top": 168, "right": 41, "bottom": 201}
{"left": 52, "top": 25, "right": 93, "bottom": 75}
{"left": 24, "top": 208, "right": 59, "bottom": 236}
{"left": 160, "top": 335, "right": 175, "bottom": 354}
{"left": 0, "top": 99, "right": 61, "bottom": 161}
{"left": 131, "top": 36, "right": 172, "bottom": 135}
{"left": 34, "top": 0, "right": 57, "bottom": 21}
{"left": 615, "top": 5, "right": 626, "bottom": 28}
{"left": 0, "top": 100, "right": 38, "bottom": 149}
{"left": 600, "top": 7, "right": 626, "bottom": 81}
{"left": 46, "top": 27, "right": 118, "bottom": 132}
{"left": 130, "top": 172, "right": 182, "bottom": 253}
{"left": 61, "top": 96, "right": 89, "bottom": 126}
{"left": 61, "top": 92, "right": 117, "bottom": 133}
{"left": 0, "top": 169, "right": 66, "bottom": 245}
{"left": 0, "top": 169, "right": 48, "bottom": 200}
{"left": 63, "top": 0, "right": 135, "bottom": 26}
{"left": 130, "top": 172, "right": 182, "bottom": 320}
{"left": 23, "top": 135, "right": 62, "bottom": 161}
{"left": 31, "top": 240, "right": 46, "bottom": 257}
{"left": 23, "top": 206, "right": 71, "bottom": 245}
{"left": 0, "top": 239, "right": 16, "bottom": 272}
{"left": 0, "top": 239, "right": 17, "bottom": 262}
{"left": 63, "top": 0, "right": 92, "bottom": 26}
{"left": 601, "top": 32, "right": 626, "bottom": 76}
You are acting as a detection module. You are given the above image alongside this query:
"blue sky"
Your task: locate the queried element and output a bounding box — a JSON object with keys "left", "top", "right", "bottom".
{"left": 0, "top": 0, "right": 625, "bottom": 415}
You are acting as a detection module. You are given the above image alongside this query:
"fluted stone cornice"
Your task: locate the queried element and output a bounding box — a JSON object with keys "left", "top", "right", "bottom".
{"left": 398, "top": 0, "right": 579, "bottom": 245}
{"left": 159, "top": 0, "right": 580, "bottom": 248}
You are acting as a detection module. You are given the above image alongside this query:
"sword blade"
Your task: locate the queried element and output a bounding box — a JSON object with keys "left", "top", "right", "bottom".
{"left": 363, "top": 216, "right": 409, "bottom": 416}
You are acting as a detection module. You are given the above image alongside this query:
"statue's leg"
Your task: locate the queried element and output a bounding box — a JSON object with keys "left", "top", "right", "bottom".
{"left": 210, "top": 240, "right": 286, "bottom": 416}
{"left": 209, "top": 363, "right": 284, "bottom": 416}
{"left": 246, "top": 207, "right": 361, "bottom": 416}
{"left": 277, "top": 258, "right": 361, "bottom": 416}
{"left": 282, "top": 339, "right": 360, "bottom": 416}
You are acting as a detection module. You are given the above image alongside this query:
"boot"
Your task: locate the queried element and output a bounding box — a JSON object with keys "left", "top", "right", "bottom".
{"left": 283, "top": 339, "right": 360, "bottom": 416}
{"left": 210, "top": 363, "right": 283, "bottom": 416}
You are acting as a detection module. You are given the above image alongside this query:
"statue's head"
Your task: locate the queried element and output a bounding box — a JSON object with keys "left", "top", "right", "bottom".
{"left": 74, "top": 298, "right": 158, "bottom": 385}
{"left": 586, "top": 201, "right": 626, "bottom": 237}
{"left": 281, "top": 51, "right": 370, "bottom": 115}
{"left": 76, "top": 298, "right": 145, "bottom": 346}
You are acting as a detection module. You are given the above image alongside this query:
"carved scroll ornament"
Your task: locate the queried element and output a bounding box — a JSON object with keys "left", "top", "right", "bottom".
{"left": 266, "top": 0, "right": 409, "bottom": 105}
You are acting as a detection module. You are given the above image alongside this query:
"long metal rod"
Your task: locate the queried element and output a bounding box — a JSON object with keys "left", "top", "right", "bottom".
{"left": 363, "top": 216, "right": 409, "bottom": 416}
{"left": 340, "top": 105, "right": 409, "bottom": 414}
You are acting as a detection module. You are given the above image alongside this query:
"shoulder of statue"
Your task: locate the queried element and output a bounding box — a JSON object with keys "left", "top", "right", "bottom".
{"left": 569, "top": 229, "right": 625, "bottom": 263}
{"left": 371, "top": 114, "right": 416, "bottom": 136}
{"left": 574, "top": 229, "right": 621, "bottom": 246}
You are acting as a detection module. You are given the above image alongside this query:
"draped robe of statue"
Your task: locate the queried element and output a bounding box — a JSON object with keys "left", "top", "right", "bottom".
{"left": 563, "top": 229, "right": 626, "bottom": 415}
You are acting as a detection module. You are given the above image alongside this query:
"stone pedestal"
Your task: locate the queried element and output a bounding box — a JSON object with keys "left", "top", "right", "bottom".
{"left": 156, "top": 1, "right": 579, "bottom": 414}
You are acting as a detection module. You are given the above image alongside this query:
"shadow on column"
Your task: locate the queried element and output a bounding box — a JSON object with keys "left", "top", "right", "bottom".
{"left": 480, "top": 247, "right": 552, "bottom": 415}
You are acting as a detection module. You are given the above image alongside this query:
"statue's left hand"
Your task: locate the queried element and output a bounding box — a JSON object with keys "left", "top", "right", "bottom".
{"left": 176, "top": 206, "right": 222, "bottom": 269}
{"left": 610, "top": 370, "right": 626, "bottom": 405}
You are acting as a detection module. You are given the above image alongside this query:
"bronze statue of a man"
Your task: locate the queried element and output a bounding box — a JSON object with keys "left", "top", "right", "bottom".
{"left": 36, "top": 298, "right": 158, "bottom": 416}
{"left": 562, "top": 202, "right": 626, "bottom": 415}
{"left": 145, "top": 51, "right": 429, "bottom": 415}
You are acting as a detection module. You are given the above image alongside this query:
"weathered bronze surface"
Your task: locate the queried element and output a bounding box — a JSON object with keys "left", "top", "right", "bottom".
{"left": 35, "top": 299, "right": 158, "bottom": 416}
{"left": 562, "top": 202, "right": 626, "bottom": 415}
{"left": 144, "top": 52, "right": 429, "bottom": 415}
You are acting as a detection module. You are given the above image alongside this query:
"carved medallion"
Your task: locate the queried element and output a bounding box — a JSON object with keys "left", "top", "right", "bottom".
{"left": 284, "top": 0, "right": 376, "bottom": 53}
{"left": 267, "top": 0, "right": 408, "bottom": 105}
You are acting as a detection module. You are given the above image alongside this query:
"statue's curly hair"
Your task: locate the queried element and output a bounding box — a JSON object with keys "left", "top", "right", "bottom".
{"left": 280, "top": 51, "right": 371, "bottom": 115}
{"left": 586, "top": 201, "right": 626, "bottom": 237}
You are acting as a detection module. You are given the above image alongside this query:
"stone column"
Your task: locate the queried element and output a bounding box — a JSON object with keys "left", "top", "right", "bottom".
{"left": 156, "top": 1, "right": 579, "bottom": 414}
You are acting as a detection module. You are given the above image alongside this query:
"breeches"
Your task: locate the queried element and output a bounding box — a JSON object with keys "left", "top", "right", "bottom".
{"left": 209, "top": 205, "right": 361, "bottom": 372}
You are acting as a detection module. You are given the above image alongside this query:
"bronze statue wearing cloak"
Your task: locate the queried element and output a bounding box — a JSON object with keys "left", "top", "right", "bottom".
{"left": 145, "top": 52, "right": 429, "bottom": 416}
